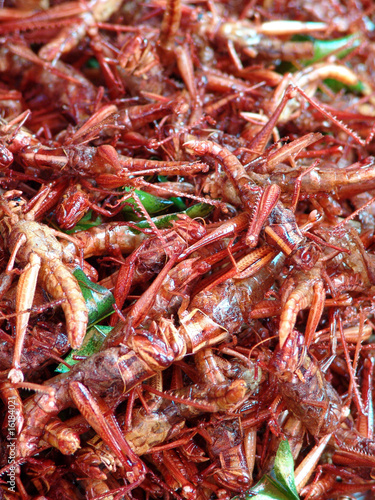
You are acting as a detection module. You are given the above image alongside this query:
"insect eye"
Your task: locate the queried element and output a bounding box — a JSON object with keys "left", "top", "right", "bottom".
{"left": 293, "top": 243, "right": 320, "bottom": 270}
{"left": 300, "top": 248, "right": 312, "bottom": 263}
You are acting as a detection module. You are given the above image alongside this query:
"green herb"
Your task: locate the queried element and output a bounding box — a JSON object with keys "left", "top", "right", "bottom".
{"left": 87, "top": 57, "right": 100, "bottom": 69}
{"left": 73, "top": 267, "right": 115, "bottom": 326}
{"left": 232, "top": 440, "right": 300, "bottom": 500}
{"left": 310, "top": 34, "right": 361, "bottom": 64}
{"left": 66, "top": 211, "right": 103, "bottom": 233}
{"left": 55, "top": 268, "right": 115, "bottom": 373}
{"left": 293, "top": 34, "right": 361, "bottom": 65}
{"left": 122, "top": 187, "right": 174, "bottom": 216}
{"left": 56, "top": 325, "right": 113, "bottom": 373}
{"left": 170, "top": 197, "right": 187, "bottom": 210}
{"left": 324, "top": 77, "right": 365, "bottom": 94}
{"left": 132, "top": 202, "right": 214, "bottom": 231}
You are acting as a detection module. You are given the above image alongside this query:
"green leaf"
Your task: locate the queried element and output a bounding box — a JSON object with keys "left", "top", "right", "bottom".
{"left": 73, "top": 267, "right": 115, "bottom": 326}
{"left": 296, "top": 34, "right": 361, "bottom": 65}
{"left": 56, "top": 325, "right": 113, "bottom": 373}
{"left": 232, "top": 440, "right": 300, "bottom": 500}
{"left": 66, "top": 211, "right": 103, "bottom": 234}
{"left": 323, "top": 77, "right": 365, "bottom": 94}
{"left": 170, "top": 197, "right": 187, "bottom": 210}
{"left": 239, "top": 477, "right": 294, "bottom": 500}
{"left": 273, "top": 440, "right": 299, "bottom": 499}
{"left": 132, "top": 203, "right": 214, "bottom": 231}
{"left": 185, "top": 203, "right": 213, "bottom": 219}
{"left": 87, "top": 57, "right": 100, "bottom": 69}
{"left": 122, "top": 187, "right": 174, "bottom": 216}
{"left": 311, "top": 35, "right": 360, "bottom": 63}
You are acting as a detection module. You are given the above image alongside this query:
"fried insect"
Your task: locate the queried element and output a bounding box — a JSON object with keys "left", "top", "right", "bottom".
{"left": 18, "top": 241, "right": 278, "bottom": 458}
{"left": 3, "top": 0, "right": 375, "bottom": 498}
{"left": 270, "top": 330, "right": 343, "bottom": 437}
{"left": 0, "top": 190, "right": 88, "bottom": 383}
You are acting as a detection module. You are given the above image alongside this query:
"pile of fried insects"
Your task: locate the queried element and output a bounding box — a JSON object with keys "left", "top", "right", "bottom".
{"left": 1, "top": 0, "right": 375, "bottom": 499}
